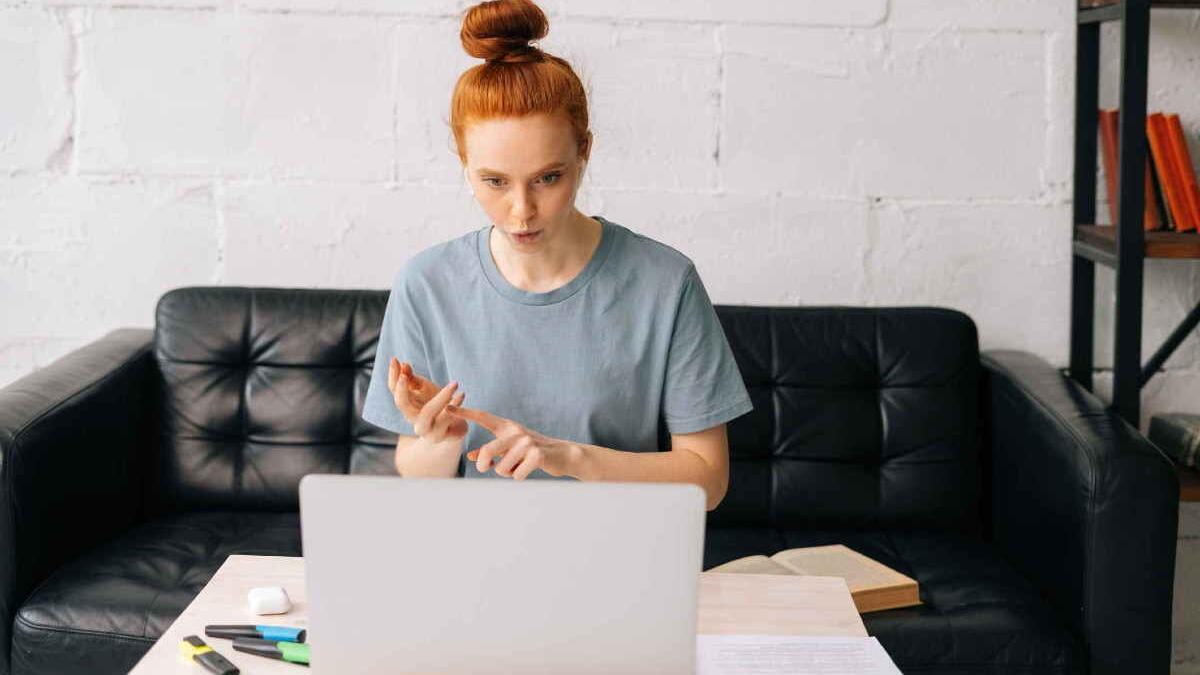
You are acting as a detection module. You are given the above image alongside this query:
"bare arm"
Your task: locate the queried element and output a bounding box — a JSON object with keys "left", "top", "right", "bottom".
{"left": 386, "top": 358, "right": 469, "bottom": 478}
{"left": 448, "top": 407, "right": 730, "bottom": 511}
{"left": 567, "top": 424, "right": 730, "bottom": 511}
{"left": 394, "top": 433, "right": 463, "bottom": 478}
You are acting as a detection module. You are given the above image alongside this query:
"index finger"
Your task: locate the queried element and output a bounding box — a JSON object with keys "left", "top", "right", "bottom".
{"left": 445, "top": 404, "right": 508, "bottom": 433}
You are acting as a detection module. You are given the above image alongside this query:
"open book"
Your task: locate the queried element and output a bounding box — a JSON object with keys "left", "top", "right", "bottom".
{"left": 706, "top": 545, "right": 921, "bottom": 614}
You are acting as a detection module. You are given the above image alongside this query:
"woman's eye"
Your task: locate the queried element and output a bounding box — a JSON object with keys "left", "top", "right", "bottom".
{"left": 480, "top": 173, "right": 559, "bottom": 188}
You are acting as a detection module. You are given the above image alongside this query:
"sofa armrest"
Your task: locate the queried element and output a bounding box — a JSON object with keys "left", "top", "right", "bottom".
{"left": 0, "top": 328, "right": 156, "bottom": 673}
{"left": 981, "top": 350, "right": 1178, "bottom": 675}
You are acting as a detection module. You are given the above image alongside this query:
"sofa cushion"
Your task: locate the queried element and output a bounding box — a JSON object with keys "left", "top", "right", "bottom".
{"left": 706, "top": 528, "right": 1083, "bottom": 674}
{"left": 715, "top": 307, "right": 983, "bottom": 535}
{"left": 11, "top": 512, "right": 300, "bottom": 675}
{"left": 11, "top": 516, "right": 1081, "bottom": 675}
{"left": 153, "top": 288, "right": 397, "bottom": 513}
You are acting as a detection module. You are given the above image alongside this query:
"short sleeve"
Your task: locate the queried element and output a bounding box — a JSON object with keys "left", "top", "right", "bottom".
{"left": 662, "top": 265, "right": 754, "bottom": 435}
{"left": 361, "top": 272, "right": 428, "bottom": 436}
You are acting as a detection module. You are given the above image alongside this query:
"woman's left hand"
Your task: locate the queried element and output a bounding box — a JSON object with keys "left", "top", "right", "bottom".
{"left": 444, "top": 404, "right": 579, "bottom": 479}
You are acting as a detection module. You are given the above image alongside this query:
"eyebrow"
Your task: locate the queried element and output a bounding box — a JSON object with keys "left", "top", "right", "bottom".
{"left": 475, "top": 162, "right": 567, "bottom": 177}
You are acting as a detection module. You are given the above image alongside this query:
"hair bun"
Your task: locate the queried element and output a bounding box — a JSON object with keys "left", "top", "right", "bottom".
{"left": 461, "top": 0, "right": 549, "bottom": 63}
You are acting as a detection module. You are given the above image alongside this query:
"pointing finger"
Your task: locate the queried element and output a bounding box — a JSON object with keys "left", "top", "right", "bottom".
{"left": 445, "top": 404, "right": 508, "bottom": 432}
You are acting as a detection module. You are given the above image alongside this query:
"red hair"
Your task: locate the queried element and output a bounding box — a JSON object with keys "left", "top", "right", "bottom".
{"left": 451, "top": 0, "right": 591, "bottom": 164}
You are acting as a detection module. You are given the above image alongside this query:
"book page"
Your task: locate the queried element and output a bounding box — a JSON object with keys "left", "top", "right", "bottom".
{"left": 706, "top": 556, "right": 794, "bottom": 575}
{"left": 696, "top": 635, "right": 902, "bottom": 675}
{"left": 770, "top": 546, "right": 908, "bottom": 591}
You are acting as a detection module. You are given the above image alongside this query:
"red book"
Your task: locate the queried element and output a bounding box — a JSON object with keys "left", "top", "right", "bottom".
{"left": 1147, "top": 112, "right": 1192, "bottom": 231}
{"left": 1164, "top": 114, "right": 1200, "bottom": 232}
{"left": 1098, "top": 109, "right": 1161, "bottom": 230}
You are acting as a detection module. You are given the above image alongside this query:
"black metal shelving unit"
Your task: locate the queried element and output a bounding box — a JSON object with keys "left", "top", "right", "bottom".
{"left": 1071, "top": 0, "right": 1200, "bottom": 427}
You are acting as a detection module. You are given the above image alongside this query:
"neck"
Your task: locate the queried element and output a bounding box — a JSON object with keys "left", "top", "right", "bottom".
{"left": 490, "top": 210, "right": 601, "bottom": 290}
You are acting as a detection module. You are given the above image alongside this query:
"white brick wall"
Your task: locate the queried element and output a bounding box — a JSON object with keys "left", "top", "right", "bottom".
{"left": 2, "top": 0, "right": 1199, "bottom": 668}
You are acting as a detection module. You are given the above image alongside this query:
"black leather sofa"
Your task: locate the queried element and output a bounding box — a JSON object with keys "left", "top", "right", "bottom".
{"left": 0, "top": 287, "right": 1178, "bottom": 674}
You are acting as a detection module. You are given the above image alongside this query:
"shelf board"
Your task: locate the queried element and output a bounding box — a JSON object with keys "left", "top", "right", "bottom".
{"left": 1179, "top": 465, "right": 1200, "bottom": 502}
{"left": 1079, "top": 0, "right": 1200, "bottom": 24}
{"left": 1081, "top": 0, "right": 1200, "bottom": 6}
{"left": 1074, "top": 225, "right": 1200, "bottom": 265}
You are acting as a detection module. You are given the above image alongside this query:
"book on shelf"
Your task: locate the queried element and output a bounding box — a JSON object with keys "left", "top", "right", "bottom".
{"left": 1098, "top": 108, "right": 1162, "bottom": 230}
{"left": 1165, "top": 113, "right": 1200, "bottom": 232}
{"left": 705, "top": 544, "right": 921, "bottom": 614}
{"left": 1147, "top": 112, "right": 1196, "bottom": 232}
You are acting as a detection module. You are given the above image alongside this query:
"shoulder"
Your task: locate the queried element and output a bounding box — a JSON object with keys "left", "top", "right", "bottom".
{"left": 391, "top": 228, "right": 480, "bottom": 293}
{"left": 600, "top": 216, "right": 698, "bottom": 287}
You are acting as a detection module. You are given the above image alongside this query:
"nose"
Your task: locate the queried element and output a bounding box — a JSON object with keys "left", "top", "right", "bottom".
{"left": 510, "top": 186, "right": 535, "bottom": 226}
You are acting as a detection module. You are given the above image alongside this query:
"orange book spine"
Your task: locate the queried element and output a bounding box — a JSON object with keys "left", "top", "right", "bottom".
{"left": 1103, "top": 109, "right": 1161, "bottom": 230}
{"left": 1165, "top": 114, "right": 1200, "bottom": 232}
{"left": 1146, "top": 147, "right": 1164, "bottom": 229}
{"left": 1147, "top": 112, "right": 1190, "bottom": 231}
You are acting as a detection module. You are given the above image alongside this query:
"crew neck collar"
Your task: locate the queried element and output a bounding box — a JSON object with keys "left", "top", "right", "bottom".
{"left": 477, "top": 215, "right": 615, "bottom": 306}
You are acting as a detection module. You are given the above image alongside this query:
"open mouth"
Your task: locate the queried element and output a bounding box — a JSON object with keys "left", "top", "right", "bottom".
{"left": 512, "top": 231, "right": 542, "bottom": 243}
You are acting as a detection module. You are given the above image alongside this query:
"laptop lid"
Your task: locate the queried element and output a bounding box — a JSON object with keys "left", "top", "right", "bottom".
{"left": 299, "top": 475, "right": 706, "bottom": 675}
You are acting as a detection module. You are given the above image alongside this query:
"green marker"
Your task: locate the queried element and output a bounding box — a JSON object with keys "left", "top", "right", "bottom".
{"left": 231, "top": 637, "right": 310, "bottom": 666}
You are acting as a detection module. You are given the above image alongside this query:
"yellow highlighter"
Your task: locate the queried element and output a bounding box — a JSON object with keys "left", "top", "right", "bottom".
{"left": 179, "top": 635, "right": 239, "bottom": 675}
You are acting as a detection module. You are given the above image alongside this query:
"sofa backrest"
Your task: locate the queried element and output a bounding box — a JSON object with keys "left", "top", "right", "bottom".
{"left": 711, "top": 306, "right": 981, "bottom": 534}
{"left": 154, "top": 288, "right": 981, "bottom": 533}
{"left": 153, "top": 287, "right": 395, "bottom": 512}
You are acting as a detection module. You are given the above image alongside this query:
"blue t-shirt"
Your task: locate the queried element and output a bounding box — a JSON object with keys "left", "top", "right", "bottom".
{"left": 361, "top": 215, "right": 753, "bottom": 479}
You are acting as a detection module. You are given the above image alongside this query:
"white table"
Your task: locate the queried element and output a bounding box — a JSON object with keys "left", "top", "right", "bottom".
{"left": 129, "top": 555, "right": 867, "bottom": 674}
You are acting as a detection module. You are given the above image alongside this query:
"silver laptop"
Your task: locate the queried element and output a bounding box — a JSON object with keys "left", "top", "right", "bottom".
{"left": 299, "top": 475, "right": 707, "bottom": 674}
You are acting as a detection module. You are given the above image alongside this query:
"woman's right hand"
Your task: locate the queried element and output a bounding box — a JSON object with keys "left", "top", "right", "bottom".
{"left": 387, "top": 357, "right": 469, "bottom": 444}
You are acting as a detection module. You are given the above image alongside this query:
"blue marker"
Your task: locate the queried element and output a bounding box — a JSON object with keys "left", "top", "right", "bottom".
{"left": 205, "top": 624, "right": 306, "bottom": 643}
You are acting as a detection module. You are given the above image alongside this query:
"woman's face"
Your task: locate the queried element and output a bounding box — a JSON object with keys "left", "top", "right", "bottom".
{"left": 462, "top": 112, "right": 588, "bottom": 250}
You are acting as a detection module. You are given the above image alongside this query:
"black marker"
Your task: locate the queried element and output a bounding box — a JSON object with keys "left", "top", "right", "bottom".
{"left": 232, "top": 636, "right": 311, "bottom": 665}
{"left": 206, "top": 624, "right": 307, "bottom": 643}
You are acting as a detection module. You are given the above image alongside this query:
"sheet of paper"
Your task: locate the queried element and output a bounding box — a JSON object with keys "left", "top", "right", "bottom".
{"left": 696, "top": 634, "right": 902, "bottom": 675}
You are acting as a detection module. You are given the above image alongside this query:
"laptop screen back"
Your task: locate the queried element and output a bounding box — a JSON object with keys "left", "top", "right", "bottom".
{"left": 300, "top": 475, "right": 706, "bottom": 674}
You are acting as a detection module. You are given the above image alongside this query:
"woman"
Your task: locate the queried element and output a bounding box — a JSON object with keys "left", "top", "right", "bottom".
{"left": 361, "top": 0, "right": 751, "bottom": 511}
